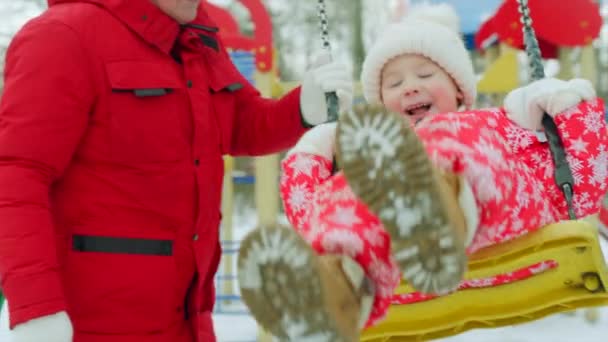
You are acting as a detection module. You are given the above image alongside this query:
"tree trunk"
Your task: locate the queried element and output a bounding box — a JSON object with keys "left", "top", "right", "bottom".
{"left": 351, "top": 0, "right": 365, "bottom": 78}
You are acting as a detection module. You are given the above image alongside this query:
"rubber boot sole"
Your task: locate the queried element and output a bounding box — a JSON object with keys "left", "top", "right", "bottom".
{"left": 335, "top": 105, "right": 467, "bottom": 294}
{"left": 237, "top": 224, "right": 355, "bottom": 341}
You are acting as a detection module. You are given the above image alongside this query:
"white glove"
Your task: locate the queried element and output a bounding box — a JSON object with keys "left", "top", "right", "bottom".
{"left": 504, "top": 78, "right": 595, "bottom": 131}
{"left": 287, "top": 122, "right": 337, "bottom": 161}
{"left": 1, "top": 301, "right": 73, "bottom": 342}
{"left": 300, "top": 52, "right": 353, "bottom": 126}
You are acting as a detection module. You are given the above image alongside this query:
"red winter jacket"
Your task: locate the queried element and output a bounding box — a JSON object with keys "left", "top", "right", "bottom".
{"left": 0, "top": 0, "right": 306, "bottom": 341}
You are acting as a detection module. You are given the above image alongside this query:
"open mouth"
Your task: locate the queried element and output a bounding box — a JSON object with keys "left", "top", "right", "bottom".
{"left": 402, "top": 102, "right": 432, "bottom": 123}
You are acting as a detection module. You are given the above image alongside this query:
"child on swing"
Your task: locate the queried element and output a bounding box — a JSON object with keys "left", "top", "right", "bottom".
{"left": 237, "top": 4, "right": 608, "bottom": 341}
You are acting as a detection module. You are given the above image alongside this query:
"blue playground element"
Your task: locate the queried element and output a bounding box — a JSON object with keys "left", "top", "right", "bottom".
{"left": 229, "top": 50, "right": 256, "bottom": 85}
{"left": 214, "top": 239, "right": 250, "bottom": 315}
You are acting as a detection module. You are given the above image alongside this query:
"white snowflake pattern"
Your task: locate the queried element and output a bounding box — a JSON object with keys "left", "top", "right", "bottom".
{"left": 318, "top": 164, "right": 331, "bottom": 179}
{"left": 569, "top": 137, "right": 589, "bottom": 156}
{"left": 587, "top": 144, "right": 608, "bottom": 188}
{"left": 287, "top": 182, "right": 312, "bottom": 214}
{"left": 504, "top": 126, "right": 533, "bottom": 151}
{"left": 485, "top": 116, "right": 499, "bottom": 128}
{"left": 514, "top": 173, "right": 531, "bottom": 209}
{"left": 325, "top": 205, "right": 363, "bottom": 227}
{"left": 421, "top": 115, "right": 473, "bottom": 135}
{"left": 473, "top": 138, "right": 506, "bottom": 166}
{"left": 573, "top": 191, "right": 594, "bottom": 214}
{"left": 491, "top": 220, "right": 511, "bottom": 239}
{"left": 362, "top": 224, "right": 387, "bottom": 247}
{"left": 529, "top": 261, "right": 554, "bottom": 275}
{"left": 320, "top": 229, "right": 364, "bottom": 258}
{"left": 330, "top": 185, "right": 358, "bottom": 202}
{"left": 557, "top": 105, "right": 581, "bottom": 120}
{"left": 463, "top": 158, "right": 502, "bottom": 203}
{"left": 465, "top": 278, "right": 495, "bottom": 288}
{"left": 366, "top": 256, "right": 400, "bottom": 297}
{"left": 528, "top": 151, "right": 545, "bottom": 169}
{"left": 530, "top": 181, "right": 546, "bottom": 206}
{"left": 579, "top": 110, "right": 604, "bottom": 137}
{"left": 290, "top": 153, "right": 319, "bottom": 178}
{"left": 565, "top": 154, "right": 585, "bottom": 186}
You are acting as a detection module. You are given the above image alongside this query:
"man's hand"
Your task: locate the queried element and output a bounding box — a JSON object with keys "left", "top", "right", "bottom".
{"left": 2, "top": 302, "right": 73, "bottom": 342}
{"left": 300, "top": 52, "right": 353, "bottom": 126}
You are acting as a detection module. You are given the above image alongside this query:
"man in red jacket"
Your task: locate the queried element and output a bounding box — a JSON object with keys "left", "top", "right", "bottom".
{"left": 0, "top": 0, "right": 353, "bottom": 341}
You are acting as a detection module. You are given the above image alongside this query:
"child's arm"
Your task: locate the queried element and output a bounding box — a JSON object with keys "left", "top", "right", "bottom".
{"left": 280, "top": 123, "right": 336, "bottom": 232}
{"left": 551, "top": 98, "right": 608, "bottom": 216}
{"left": 505, "top": 78, "right": 608, "bottom": 217}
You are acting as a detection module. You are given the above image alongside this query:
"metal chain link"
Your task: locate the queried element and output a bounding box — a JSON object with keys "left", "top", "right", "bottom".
{"left": 516, "top": 0, "right": 545, "bottom": 80}
{"left": 317, "top": 0, "right": 332, "bottom": 53}
{"left": 315, "top": 0, "right": 339, "bottom": 122}
{"left": 516, "top": 0, "right": 577, "bottom": 219}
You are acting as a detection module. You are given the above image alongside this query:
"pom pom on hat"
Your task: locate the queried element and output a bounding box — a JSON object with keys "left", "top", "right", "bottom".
{"left": 361, "top": 3, "right": 476, "bottom": 108}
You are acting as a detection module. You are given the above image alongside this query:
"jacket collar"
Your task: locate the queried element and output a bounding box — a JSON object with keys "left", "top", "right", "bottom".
{"left": 47, "top": 0, "right": 219, "bottom": 55}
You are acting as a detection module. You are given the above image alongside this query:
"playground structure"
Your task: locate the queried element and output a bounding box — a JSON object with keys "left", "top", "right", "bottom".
{"left": 204, "top": 1, "right": 285, "bottom": 340}
{"left": 475, "top": 0, "right": 604, "bottom": 104}
{"left": 2, "top": 0, "right": 606, "bottom": 340}
{"left": 213, "top": 0, "right": 608, "bottom": 341}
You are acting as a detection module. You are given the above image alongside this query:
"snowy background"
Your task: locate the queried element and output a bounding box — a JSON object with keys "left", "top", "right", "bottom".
{"left": 2, "top": 1, "right": 608, "bottom": 341}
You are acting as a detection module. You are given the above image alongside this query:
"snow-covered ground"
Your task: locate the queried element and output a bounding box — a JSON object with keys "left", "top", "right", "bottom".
{"left": 213, "top": 308, "right": 608, "bottom": 342}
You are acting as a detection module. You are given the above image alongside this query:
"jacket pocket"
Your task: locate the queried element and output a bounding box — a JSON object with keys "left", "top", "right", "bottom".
{"left": 105, "top": 61, "right": 188, "bottom": 164}
{"left": 65, "top": 234, "right": 180, "bottom": 334}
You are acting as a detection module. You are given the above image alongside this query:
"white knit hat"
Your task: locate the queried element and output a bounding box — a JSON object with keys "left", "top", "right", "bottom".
{"left": 361, "top": 3, "right": 476, "bottom": 108}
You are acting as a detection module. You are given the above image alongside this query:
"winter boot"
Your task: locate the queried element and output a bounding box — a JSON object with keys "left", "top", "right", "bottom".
{"left": 237, "top": 224, "right": 374, "bottom": 342}
{"left": 336, "top": 104, "right": 469, "bottom": 295}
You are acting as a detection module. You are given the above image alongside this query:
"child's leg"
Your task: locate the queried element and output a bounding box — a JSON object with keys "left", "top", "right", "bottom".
{"left": 337, "top": 105, "right": 469, "bottom": 294}
{"left": 336, "top": 105, "right": 558, "bottom": 294}
{"left": 237, "top": 223, "right": 374, "bottom": 342}
{"left": 241, "top": 153, "right": 385, "bottom": 340}
{"left": 278, "top": 151, "right": 401, "bottom": 328}
{"left": 306, "top": 174, "right": 403, "bottom": 327}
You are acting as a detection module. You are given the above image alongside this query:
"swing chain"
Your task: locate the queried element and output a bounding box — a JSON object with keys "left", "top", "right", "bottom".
{"left": 317, "top": 0, "right": 332, "bottom": 53}
{"left": 316, "top": 0, "right": 339, "bottom": 122}
{"left": 516, "top": 0, "right": 577, "bottom": 220}
{"left": 517, "top": 0, "right": 545, "bottom": 81}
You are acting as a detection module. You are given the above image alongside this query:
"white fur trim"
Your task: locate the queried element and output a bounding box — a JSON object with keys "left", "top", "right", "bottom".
{"left": 361, "top": 4, "right": 476, "bottom": 108}
{"left": 0, "top": 301, "right": 73, "bottom": 342}
{"left": 457, "top": 176, "right": 479, "bottom": 247}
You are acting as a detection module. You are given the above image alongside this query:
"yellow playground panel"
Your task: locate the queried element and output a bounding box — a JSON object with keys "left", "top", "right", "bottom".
{"left": 477, "top": 44, "right": 520, "bottom": 95}
{"left": 361, "top": 220, "right": 608, "bottom": 341}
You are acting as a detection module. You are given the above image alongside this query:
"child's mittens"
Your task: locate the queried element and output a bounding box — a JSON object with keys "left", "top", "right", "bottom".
{"left": 504, "top": 78, "right": 596, "bottom": 131}
{"left": 287, "top": 122, "right": 337, "bottom": 161}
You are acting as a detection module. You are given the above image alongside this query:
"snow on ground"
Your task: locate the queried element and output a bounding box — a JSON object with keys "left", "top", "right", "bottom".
{"left": 214, "top": 307, "right": 608, "bottom": 342}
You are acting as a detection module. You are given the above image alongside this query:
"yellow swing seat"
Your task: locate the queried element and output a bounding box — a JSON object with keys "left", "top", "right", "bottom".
{"left": 361, "top": 220, "right": 608, "bottom": 341}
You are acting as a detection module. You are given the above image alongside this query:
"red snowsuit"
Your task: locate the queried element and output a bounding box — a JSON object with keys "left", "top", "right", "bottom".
{"left": 281, "top": 100, "right": 608, "bottom": 326}
{"left": 0, "top": 1, "right": 306, "bottom": 341}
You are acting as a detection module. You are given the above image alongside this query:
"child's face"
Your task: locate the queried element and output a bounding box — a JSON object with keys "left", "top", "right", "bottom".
{"left": 380, "top": 54, "right": 463, "bottom": 124}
